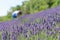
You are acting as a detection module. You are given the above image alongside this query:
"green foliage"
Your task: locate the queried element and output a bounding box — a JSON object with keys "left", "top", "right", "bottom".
{"left": 0, "top": 13, "right": 12, "bottom": 22}
{"left": 10, "top": 5, "right": 21, "bottom": 12}
{"left": 1, "top": 0, "right": 60, "bottom": 22}
{"left": 7, "top": 0, "right": 60, "bottom": 15}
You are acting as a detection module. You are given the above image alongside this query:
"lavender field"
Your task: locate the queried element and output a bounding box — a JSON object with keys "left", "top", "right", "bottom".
{"left": 0, "top": 6, "right": 60, "bottom": 40}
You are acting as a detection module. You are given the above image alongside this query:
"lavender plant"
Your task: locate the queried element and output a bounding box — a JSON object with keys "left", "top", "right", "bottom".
{"left": 1, "top": 6, "right": 60, "bottom": 40}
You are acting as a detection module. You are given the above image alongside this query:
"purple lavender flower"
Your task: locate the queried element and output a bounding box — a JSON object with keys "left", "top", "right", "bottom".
{"left": 58, "top": 36, "right": 60, "bottom": 40}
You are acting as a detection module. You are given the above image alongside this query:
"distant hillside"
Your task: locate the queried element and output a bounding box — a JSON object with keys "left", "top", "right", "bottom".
{"left": 17, "top": 6, "right": 60, "bottom": 22}
{"left": 0, "top": 6, "right": 60, "bottom": 40}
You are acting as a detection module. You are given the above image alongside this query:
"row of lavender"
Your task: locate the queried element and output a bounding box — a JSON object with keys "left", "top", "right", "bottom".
{"left": 0, "top": 6, "right": 60, "bottom": 40}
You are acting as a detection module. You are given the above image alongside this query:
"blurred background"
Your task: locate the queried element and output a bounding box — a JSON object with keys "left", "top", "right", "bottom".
{"left": 0, "top": 0, "right": 60, "bottom": 22}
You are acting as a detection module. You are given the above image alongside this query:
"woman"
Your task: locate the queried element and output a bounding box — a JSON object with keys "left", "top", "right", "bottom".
{"left": 12, "top": 10, "right": 22, "bottom": 19}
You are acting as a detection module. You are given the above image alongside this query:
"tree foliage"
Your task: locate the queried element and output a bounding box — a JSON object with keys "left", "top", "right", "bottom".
{"left": 0, "top": 0, "right": 60, "bottom": 22}
{"left": 8, "top": 0, "right": 60, "bottom": 14}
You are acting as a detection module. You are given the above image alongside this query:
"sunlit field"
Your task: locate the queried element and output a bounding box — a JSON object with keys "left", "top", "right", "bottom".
{"left": 0, "top": 6, "right": 60, "bottom": 40}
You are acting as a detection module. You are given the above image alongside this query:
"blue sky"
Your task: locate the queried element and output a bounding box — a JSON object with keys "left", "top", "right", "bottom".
{"left": 0, "top": 0, "right": 25, "bottom": 16}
